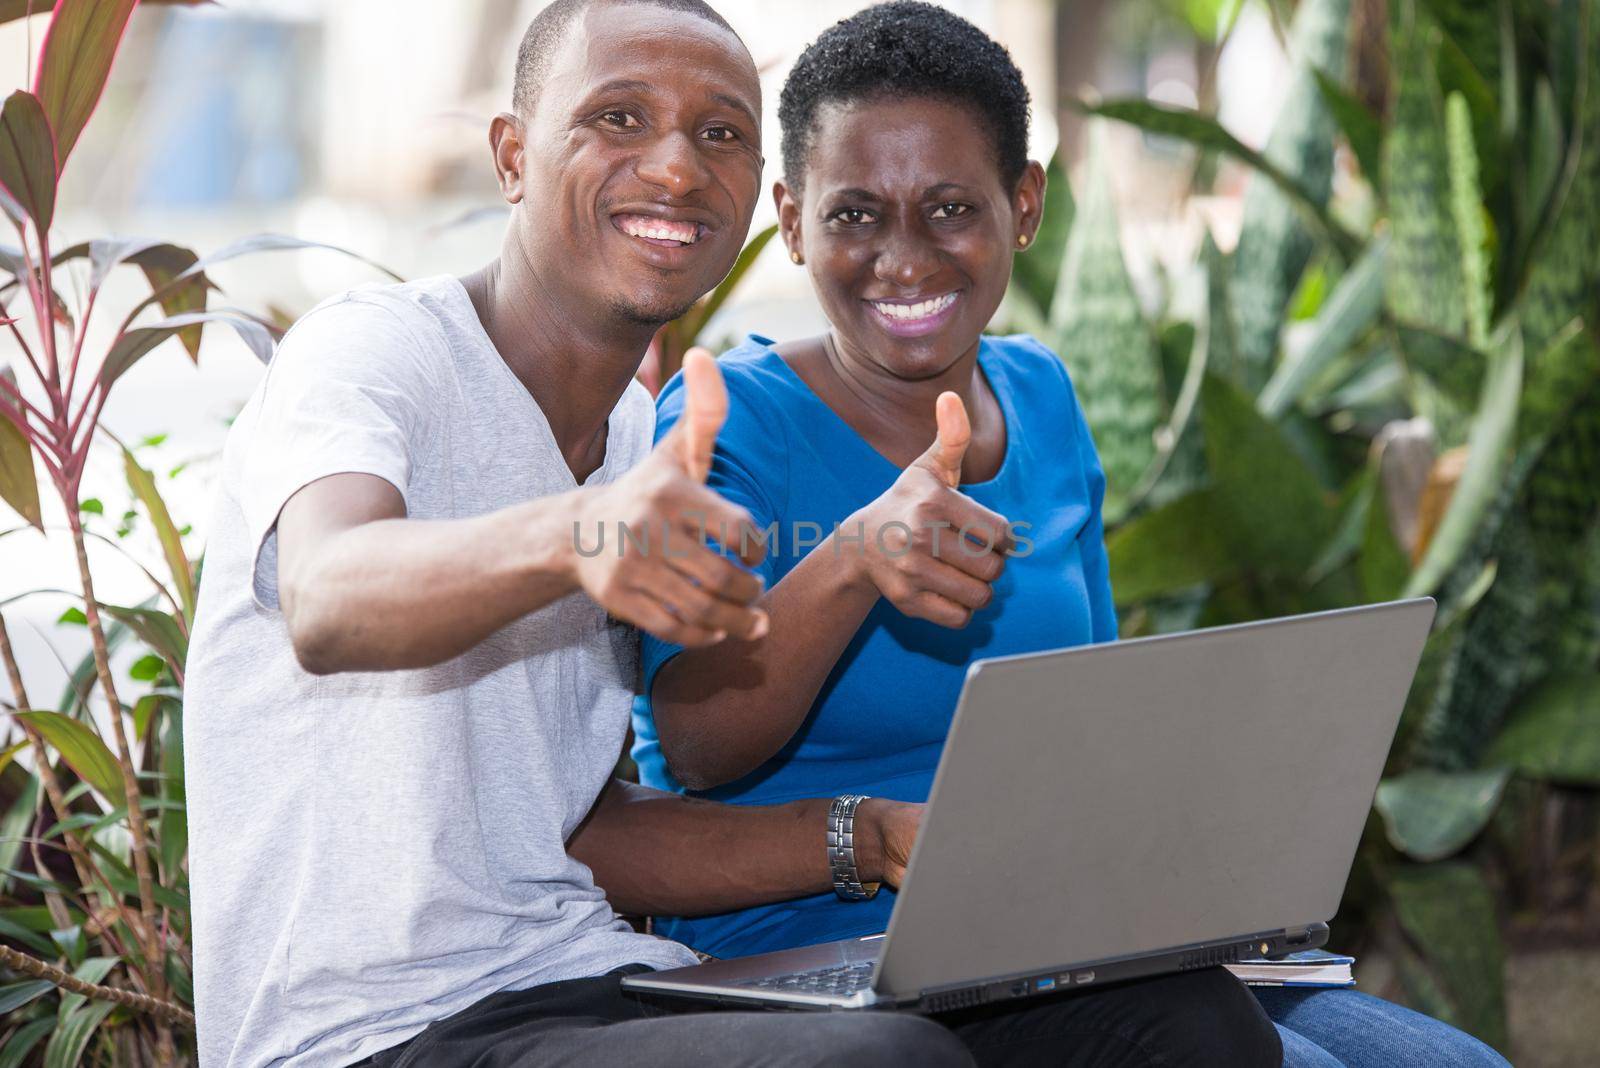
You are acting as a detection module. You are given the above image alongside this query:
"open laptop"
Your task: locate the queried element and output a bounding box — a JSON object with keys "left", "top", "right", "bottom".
{"left": 623, "top": 598, "right": 1436, "bottom": 1012}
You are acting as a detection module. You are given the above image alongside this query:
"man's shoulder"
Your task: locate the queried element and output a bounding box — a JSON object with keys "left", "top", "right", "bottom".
{"left": 283, "top": 276, "right": 460, "bottom": 350}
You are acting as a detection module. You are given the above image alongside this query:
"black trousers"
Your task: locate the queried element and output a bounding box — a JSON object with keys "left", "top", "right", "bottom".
{"left": 359, "top": 964, "right": 1282, "bottom": 1067}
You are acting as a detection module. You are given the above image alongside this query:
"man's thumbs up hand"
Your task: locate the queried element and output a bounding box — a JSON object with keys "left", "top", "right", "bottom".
{"left": 840, "top": 391, "right": 1011, "bottom": 629}
{"left": 570, "top": 347, "right": 768, "bottom": 648}
{"left": 678, "top": 347, "right": 726, "bottom": 484}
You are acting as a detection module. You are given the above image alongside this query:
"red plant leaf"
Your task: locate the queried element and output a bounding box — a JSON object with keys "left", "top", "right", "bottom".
{"left": 0, "top": 365, "right": 42, "bottom": 530}
{"left": 32, "top": 0, "right": 137, "bottom": 175}
{"left": 0, "top": 90, "right": 57, "bottom": 233}
{"left": 0, "top": 0, "right": 209, "bottom": 26}
{"left": 100, "top": 308, "right": 274, "bottom": 390}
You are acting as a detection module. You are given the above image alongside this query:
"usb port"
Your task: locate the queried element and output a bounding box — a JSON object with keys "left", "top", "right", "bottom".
{"left": 1036, "top": 977, "right": 1056, "bottom": 991}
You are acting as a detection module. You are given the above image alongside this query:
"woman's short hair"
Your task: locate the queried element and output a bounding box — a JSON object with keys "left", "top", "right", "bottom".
{"left": 778, "top": 0, "right": 1031, "bottom": 195}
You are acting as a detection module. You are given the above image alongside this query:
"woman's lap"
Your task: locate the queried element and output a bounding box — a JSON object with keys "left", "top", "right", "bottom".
{"left": 1254, "top": 987, "right": 1510, "bottom": 1068}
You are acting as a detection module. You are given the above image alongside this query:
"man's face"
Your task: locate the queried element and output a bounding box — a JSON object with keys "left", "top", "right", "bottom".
{"left": 518, "top": 5, "right": 763, "bottom": 326}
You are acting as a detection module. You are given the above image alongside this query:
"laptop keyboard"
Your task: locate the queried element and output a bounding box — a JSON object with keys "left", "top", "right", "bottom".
{"left": 734, "top": 960, "right": 876, "bottom": 996}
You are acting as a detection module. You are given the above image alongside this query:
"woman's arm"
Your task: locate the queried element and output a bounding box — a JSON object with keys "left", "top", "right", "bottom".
{"left": 567, "top": 779, "right": 921, "bottom": 917}
{"left": 652, "top": 392, "right": 1010, "bottom": 790}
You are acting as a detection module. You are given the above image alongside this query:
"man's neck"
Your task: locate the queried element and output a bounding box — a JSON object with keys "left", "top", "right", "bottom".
{"left": 460, "top": 243, "right": 658, "bottom": 481}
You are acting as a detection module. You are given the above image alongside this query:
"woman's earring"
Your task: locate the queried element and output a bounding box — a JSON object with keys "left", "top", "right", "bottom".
{"left": 790, "top": 250, "right": 804, "bottom": 265}
{"left": 1016, "top": 233, "right": 1030, "bottom": 249}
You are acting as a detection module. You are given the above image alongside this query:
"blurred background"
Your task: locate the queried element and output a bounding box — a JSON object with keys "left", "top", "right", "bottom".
{"left": 0, "top": 0, "right": 1596, "bottom": 1063}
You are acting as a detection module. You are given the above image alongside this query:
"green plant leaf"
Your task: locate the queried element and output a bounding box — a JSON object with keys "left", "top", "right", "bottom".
{"left": 1374, "top": 767, "right": 1510, "bottom": 861}
{"left": 1228, "top": 0, "right": 1354, "bottom": 391}
{"left": 52, "top": 956, "right": 114, "bottom": 1027}
{"left": 0, "top": 1018, "right": 55, "bottom": 1068}
{"left": 1445, "top": 92, "right": 1492, "bottom": 348}
{"left": 1049, "top": 122, "right": 1164, "bottom": 522}
{"left": 1518, "top": 78, "right": 1564, "bottom": 273}
{"left": 1106, "top": 489, "right": 1236, "bottom": 603}
{"left": 0, "top": 913, "right": 55, "bottom": 955}
{"left": 1312, "top": 68, "right": 1382, "bottom": 183}
{"left": 1518, "top": 319, "right": 1600, "bottom": 451}
{"left": 0, "top": 979, "right": 53, "bottom": 1015}
{"left": 158, "top": 697, "right": 185, "bottom": 881}
{"left": 673, "top": 223, "right": 777, "bottom": 346}
{"left": 15, "top": 710, "right": 122, "bottom": 806}
{"left": 1201, "top": 373, "right": 1336, "bottom": 573}
{"left": 1010, "top": 149, "right": 1073, "bottom": 318}
{"left": 0, "top": 368, "right": 42, "bottom": 530}
{"left": 1518, "top": 10, "right": 1600, "bottom": 351}
{"left": 32, "top": 0, "right": 137, "bottom": 174}
{"left": 1259, "top": 234, "right": 1388, "bottom": 417}
{"left": 1360, "top": 469, "right": 1411, "bottom": 601}
{"left": 127, "top": 653, "right": 163, "bottom": 681}
{"left": 1405, "top": 327, "right": 1523, "bottom": 596}
{"left": 1393, "top": 324, "right": 1487, "bottom": 408}
{"left": 1387, "top": 862, "right": 1508, "bottom": 1049}
{"left": 1487, "top": 672, "right": 1600, "bottom": 783}
{"left": 0, "top": 90, "right": 55, "bottom": 233}
{"left": 43, "top": 997, "right": 115, "bottom": 1068}
{"left": 123, "top": 445, "right": 196, "bottom": 622}
{"left": 1384, "top": 25, "right": 1468, "bottom": 337}
{"left": 1079, "top": 98, "right": 1356, "bottom": 261}
{"left": 99, "top": 602, "right": 186, "bottom": 671}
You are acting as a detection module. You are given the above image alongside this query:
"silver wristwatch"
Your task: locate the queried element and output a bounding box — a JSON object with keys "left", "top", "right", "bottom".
{"left": 827, "top": 794, "right": 881, "bottom": 901}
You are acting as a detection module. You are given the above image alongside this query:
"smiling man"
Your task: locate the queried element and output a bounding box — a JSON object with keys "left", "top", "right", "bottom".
{"left": 182, "top": 1, "right": 958, "bottom": 1065}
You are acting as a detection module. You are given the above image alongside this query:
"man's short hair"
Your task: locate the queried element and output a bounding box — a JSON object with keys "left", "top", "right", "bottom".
{"left": 513, "top": 0, "right": 740, "bottom": 118}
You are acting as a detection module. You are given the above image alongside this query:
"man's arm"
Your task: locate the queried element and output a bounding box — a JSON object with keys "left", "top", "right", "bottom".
{"left": 277, "top": 474, "right": 587, "bottom": 673}
{"left": 276, "top": 350, "right": 770, "bottom": 675}
{"left": 567, "top": 779, "right": 920, "bottom": 918}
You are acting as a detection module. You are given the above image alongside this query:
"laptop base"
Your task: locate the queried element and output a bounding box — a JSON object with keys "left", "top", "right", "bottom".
{"left": 622, "top": 923, "right": 1330, "bottom": 1013}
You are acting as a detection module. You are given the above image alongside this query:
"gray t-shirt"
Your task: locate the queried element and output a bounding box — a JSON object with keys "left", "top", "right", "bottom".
{"left": 184, "top": 276, "right": 697, "bottom": 1067}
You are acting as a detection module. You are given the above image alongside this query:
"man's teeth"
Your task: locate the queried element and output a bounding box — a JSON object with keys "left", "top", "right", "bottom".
{"left": 618, "top": 216, "right": 699, "bottom": 244}
{"left": 872, "top": 293, "right": 957, "bottom": 321}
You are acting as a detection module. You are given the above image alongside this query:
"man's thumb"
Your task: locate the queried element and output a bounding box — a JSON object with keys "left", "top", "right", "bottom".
{"left": 679, "top": 347, "right": 726, "bottom": 483}
{"left": 915, "top": 391, "right": 970, "bottom": 488}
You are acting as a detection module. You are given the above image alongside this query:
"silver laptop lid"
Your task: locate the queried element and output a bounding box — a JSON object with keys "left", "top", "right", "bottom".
{"left": 874, "top": 599, "right": 1436, "bottom": 996}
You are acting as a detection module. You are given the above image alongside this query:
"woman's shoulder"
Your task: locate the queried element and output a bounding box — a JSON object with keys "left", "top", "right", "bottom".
{"left": 657, "top": 334, "right": 793, "bottom": 415}
{"left": 982, "top": 333, "right": 1082, "bottom": 404}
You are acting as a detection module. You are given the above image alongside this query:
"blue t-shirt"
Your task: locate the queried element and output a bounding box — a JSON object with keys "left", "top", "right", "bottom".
{"left": 632, "top": 333, "right": 1117, "bottom": 958}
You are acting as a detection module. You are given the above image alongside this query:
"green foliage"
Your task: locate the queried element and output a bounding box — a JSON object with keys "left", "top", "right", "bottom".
{"left": 1028, "top": 0, "right": 1600, "bottom": 1046}
{"left": 1231, "top": 0, "right": 1352, "bottom": 391}
{"left": 1375, "top": 767, "right": 1510, "bottom": 861}
{"left": 1389, "top": 863, "right": 1508, "bottom": 1049}
{"left": 1049, "top": 123, "right": 1164, "bottom": 521}
{"left": 1487, "top": 672, "right": 1600, "bottom": 782}
{"left": 1385, "top": 24, "right": 1468, "bottom": 337}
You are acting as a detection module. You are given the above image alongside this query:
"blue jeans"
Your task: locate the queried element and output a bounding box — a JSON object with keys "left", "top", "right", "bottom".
{"left": 1255, "top": 987, "right": 1510, "bottom": 1067}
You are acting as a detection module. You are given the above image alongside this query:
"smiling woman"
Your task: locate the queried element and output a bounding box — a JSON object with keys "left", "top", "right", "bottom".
{"left": 631, "top": 4, "right": 1509, "bottom": 1068}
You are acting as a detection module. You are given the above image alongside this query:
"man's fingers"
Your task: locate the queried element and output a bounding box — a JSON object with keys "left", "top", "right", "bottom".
{"left": 672, "top": 483, "right": 769, "bottom": 570}
{"left": 911, "top": 391, "right": 970, "bottom": 489}
{"left": 665, "top": 536, "right": 766, "bottom": 605}
{"left": 679, "top": 348, "right": 726, "bottom": 483}
{"left": 638, "top": 566, "right": 769, "bottom": 642}
{"left": 621, "top": 590, "right": 728, "bottom": 649}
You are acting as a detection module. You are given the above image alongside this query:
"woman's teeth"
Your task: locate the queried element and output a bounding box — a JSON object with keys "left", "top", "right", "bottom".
{"left": 871, "top": 293, "right": 957, "bottom": 321}
{"left": 617, "top": 215, "right": 699, "bottom": 244}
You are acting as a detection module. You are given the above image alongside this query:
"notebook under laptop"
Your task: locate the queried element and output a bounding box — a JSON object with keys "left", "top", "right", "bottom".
{"left": 623, "top": 598, "right": 1436, "bottom": 1012}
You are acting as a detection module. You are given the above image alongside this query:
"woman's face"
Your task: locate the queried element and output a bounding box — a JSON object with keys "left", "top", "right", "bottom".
{"left": 778, "top": 95, "right": 1043, "bottom": 381}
